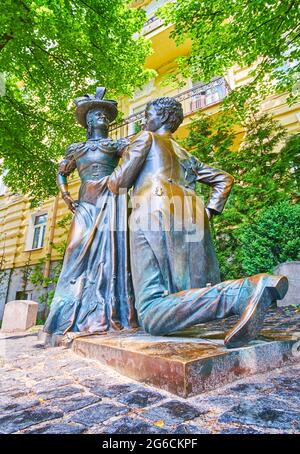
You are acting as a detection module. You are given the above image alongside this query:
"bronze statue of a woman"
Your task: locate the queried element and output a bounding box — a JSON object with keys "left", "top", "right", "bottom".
{"left": 43, "top": 88, "right": 137, "bottom": 338}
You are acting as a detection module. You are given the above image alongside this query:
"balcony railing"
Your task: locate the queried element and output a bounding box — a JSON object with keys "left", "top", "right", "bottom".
{"left": 109, "top": 77, "right": 230, "bottom": 140}
{"left": 142, "top": 15, "right": 164, "bottom": 35}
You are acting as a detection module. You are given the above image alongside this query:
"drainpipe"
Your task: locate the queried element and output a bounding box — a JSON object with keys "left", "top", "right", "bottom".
{"left": 43, "top": 194, "right": 59, "bottom": 282}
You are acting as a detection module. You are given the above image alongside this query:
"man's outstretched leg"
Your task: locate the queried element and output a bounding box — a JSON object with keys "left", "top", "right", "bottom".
{"left": 138, "top": 273, "right": 288, "bottom": 348}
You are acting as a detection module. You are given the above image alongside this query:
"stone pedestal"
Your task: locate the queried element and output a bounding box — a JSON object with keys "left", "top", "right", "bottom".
{"left": 71, "top": 308, "right": 300, "bottom": 397}
{"left": 1, "top": 300, "right": 39, "bottom": 332}
{"left": 274, "top": 261, "right": 300, "bottom": 307}
{"left": 73, "top": 329, "right": 299, "bottom": 397}
{"left": 273, "top": 261, "right": 300, "bottom": 306}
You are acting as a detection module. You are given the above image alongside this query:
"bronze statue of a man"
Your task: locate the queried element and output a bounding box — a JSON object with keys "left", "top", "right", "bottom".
{"left": 108, "top": 97, "right": 288, "bottom": 348}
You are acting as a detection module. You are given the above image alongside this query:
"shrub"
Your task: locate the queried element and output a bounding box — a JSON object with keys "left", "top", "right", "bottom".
{"left": 238, "top": 202, "right": 300, "bottom": 275}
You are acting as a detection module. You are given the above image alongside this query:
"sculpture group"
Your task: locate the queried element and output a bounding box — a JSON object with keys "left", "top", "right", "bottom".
{"left": 44, "top": 88, "right": 288, "bottom": 348}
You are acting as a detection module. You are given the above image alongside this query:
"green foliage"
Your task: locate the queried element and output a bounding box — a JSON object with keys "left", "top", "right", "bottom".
{"left": 54, "top": 212, "right": 72, "bottom": 256}
{"left": 238, "top": 202, "right": 300, "bottom": 275}
{"left": 30, "top": 257, "right": 63, "bottom": 309}
{"left": 183, "top": 113, "right": 300, "bottom": 279}
{"left": 158, "top": 0, "right": 300, "bottom": 120}
{"left": 0, "top": 0, "right": 154, "bottom": 204}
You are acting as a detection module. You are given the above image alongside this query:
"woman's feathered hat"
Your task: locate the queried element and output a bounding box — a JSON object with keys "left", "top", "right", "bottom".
{"left": 74, "top": 87, "right": 118, "bottom": 127}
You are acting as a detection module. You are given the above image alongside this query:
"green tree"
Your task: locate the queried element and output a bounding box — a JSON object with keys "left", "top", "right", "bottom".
{"left": 183, "top": 113, "right": 300, "bottom": 278}
{"left": 158, "top": 0, "right": 300, "bottom": 120}
{"left": 238, "top": 202, "right": 300, "bottom": 275}
{"left": 0, "top": 0, "right": 153, "bottom": 203}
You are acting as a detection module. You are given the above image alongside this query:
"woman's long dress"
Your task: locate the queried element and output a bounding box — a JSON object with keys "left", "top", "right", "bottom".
{"left": 43, "top": 138, "right": 137, "bottom": 335}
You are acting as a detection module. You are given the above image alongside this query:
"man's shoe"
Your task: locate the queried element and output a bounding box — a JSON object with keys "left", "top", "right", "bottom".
{"left": 224, "top": 274, "right": 288, "bottom": 349}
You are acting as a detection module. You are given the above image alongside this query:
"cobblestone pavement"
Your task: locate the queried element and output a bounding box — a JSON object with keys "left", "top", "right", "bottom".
{"left": 0, "top": 330, "right": 300, "bottom": 434}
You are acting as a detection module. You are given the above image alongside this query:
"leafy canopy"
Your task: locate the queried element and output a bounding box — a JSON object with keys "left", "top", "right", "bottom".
{"left": 158, "top": 0, "right": 300, "bottom": 118}
{"left": 0, "top": 0, "right": 153, "bottom": 203}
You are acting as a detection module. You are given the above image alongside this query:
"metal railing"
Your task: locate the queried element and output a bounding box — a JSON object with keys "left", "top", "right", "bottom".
{"left": 109, "top": 77, "right": 230, "bottom": 140}
{"left": 142, "top": 15, "right": 165, "bottom": 35}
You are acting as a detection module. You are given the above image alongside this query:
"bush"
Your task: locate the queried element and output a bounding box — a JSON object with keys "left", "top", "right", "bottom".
{"left": 238, "top": 202, "right": 300, "bottom": 275}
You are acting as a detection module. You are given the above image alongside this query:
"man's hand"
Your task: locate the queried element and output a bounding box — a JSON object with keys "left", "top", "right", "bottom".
{"left": 62, "top": 192, "right": 76, "bottom": 213}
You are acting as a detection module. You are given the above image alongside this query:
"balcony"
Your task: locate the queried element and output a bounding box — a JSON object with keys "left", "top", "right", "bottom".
{"left": 141, "top": 0, "right": 170, "bottom": 35}
{"left": 109, "top": 77, "right": 230, "bottom": 140}
{"left": 142, "top": 14, "right": 164, "bottom": 35}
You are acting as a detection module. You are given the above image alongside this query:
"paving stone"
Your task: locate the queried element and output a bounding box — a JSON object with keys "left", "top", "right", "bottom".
{"left": 255, "top": 396, "right": 300, "bottom": 413}
{"left": 117, "top": 389, "right": 164, "bottom": 408}
{"left": 3, "top": 388, "right": 31, "bottom": 399}
{"left": 61, "top": 360, "right": 93, "bottom": 372}
{"left": 226, "top": 382, "right": 274, "bottom": 394}
{"left": 25, "top": 371, "right": 59, "bottom": 381}
{"left": 87, "top": 383, "right": 142, "bottom": 398}
{"left": 172, "top": 423, "right": 211, "bottom": 434}
{"left": 264, "top": 390, "right": 300, "bottom": 412}
{"left": 37, "top": 385, "right": 84, "bottom": 401}
{"left": 0, "top": 406, "right": 63, "bottom": 434}
{"left": 270, "top": 376, "right": 300, "bottom": 392}
{"left": 69, "top": 402, "right": 129, "bottom": 426}
{"left": 219, "top": 398, "right": 300, "bottom": 431}
{"left": 34, "top": 347, "right": 64, "bottom": 357}
{"left": 194, "top": 396, "right": 242, "bottom": 412}
{"left": 0, "top": 397, "right": 40, "bottom": 415}
{"left": 286, "top": 364, "right": 300, "bottom": 373}
{"left": 0, "top": 395, "right": 13, "bottom": 408}
{"left": 68, "top": 367, "right": 105, "bottom": 381}
{"left": 0, "top": 379, "right": 25, "bottom": 393}
{"left": 0, "top": 370, "right": 25, "bottom": 379}
{"left": 80, "top": 377, "right": 117, "bottom": 388}
{"left": 98, "top": 416, "right": 169, "bottom": 434}
{"left": 219, "top": 426, "right": 263, "bottom": 434}
{"left": 44, "top": 359, "right": 75, "bottom": 370}
{"left": 140, "top": 400, "right": 204, "bottom": 425}
{"left": 22, "top": 423, "right": 86, "bottom": 434}
{"left": 52, "top": 394, "right": 101, "bottom": 413}
{"left": 14, "top": 359, "right": 42, "bottom": 369}
{"left": 33, "top": 378, "right": 74, "bottom": 393}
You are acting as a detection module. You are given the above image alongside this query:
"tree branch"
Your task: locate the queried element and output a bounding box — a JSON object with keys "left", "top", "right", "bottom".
{"left": 5, "top": 96, "right": 61, "bottom": 127}
{"left": 0, "top": 34, "right": 13, "bottom": 51}
{"left": 77, "top": 0, "right": 103, "bottom": 16}
{"left": 31, "top": 41, "right": 69, "bottom": 65}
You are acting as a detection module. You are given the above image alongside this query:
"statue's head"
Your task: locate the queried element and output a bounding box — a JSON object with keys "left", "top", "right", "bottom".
{"left": 86, "top": 108, "right": 110, "bottom": 138}
{"left": 74, "top": 87, "right": 118, "bottom": 138}
{"left": 145, "top": 97, "right": 184, "bottom": 133}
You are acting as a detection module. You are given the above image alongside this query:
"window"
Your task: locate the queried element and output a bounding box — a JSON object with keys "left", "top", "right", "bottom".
{"left": 0, "top": 170, "right": 8, "bottom": 196}
{"left": 189, "top": 78, "right": 226, "bottom": 112}
{"left": 31, "top": 213, "right": 47, "bottom": 249}
{"left": 25, "top": 211, "right": 48, "bottom": 252}
{"left": 144, "top": 0, "right": 169, "bottom": 16}
{"left": 205, "top": 87, "right": 222, "bottom": 105}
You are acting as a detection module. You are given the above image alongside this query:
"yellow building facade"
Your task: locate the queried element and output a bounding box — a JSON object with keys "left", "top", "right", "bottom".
{"left": 1, "top": 0, "right": 300, "bottom": 320}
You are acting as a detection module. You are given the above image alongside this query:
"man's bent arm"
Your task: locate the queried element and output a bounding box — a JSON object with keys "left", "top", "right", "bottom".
{"left": 108, "top": 131, "right": 152, "bottom": 194}
{"left": 195, "top": 161, "right": 234, "bottom": 214}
